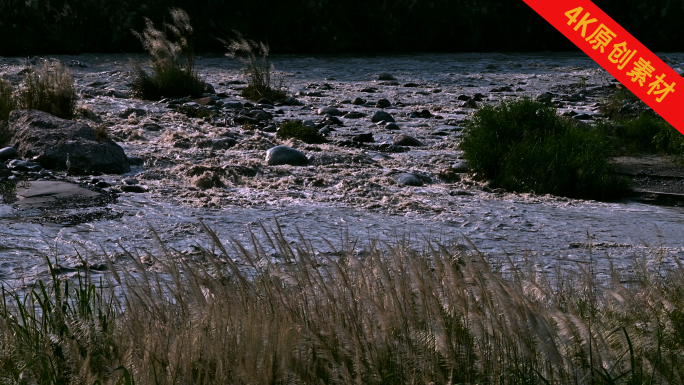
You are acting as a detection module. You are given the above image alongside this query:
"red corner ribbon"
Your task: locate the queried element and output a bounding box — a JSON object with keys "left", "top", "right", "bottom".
{"left": 523, "top": 0, "right": 684, "bottom": 135}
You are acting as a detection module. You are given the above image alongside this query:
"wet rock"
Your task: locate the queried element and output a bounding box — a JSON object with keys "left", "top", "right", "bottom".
{"left": 410, "top": 109, "right": 433, "bottom": 118}
{"left": 395, "top": 173, "right": 423, "bottom": 186}
{"left": 265, "top": 146, "right": 308, "bottom": 166}
{"left": 375, "top": 98, "right": 392, "bottom": 108}
{"left": 573, "top": 113, "right": 593, "bottom": 120}
{"left": 385, "top": 122, "right": 400, "bottom": 130}
{"left": 393, "top": 134, "right": 423, "bottom": 146}
{"left": 352, "top": 133, "right": 374, "bottom": 143}
{"left": 317, "top": 107, "right": 344, "bottom": 116}
{"left": 462, "top": 99, "right": 478, "bottom": 108}
{"left": 380, "top": 81, "right": 400, "bottom": 86}
{"left": 360, "top": 87, "right": 377, "bottom": 93}
{"left": 0, "top": 147, "right": 18, "bottom": 161}
{"left": 204, "top": 83, "right": 216, "bottom": 94}
{"left": 371, "top": 111, "right": 395, "bottom": 123}
{"left": 351, "top": 97, "right": 366, "bottom": 105}
{"left": 77, "top": 106, "right": 102, "bottom": 123}
{"left": 9, "top": 110, "right": 131, "bottom": 174}
{"left": 118, "top": 108, "right": 146, "bottom": 119}
{"left": 302, "top": 120, "right": 316, "bottom": 129}
{"left": 457, "top": 95, "right": 471, "bottom": 101}
{"left": 121, "top": 185, "right": 146, "bottom": 193}
{"left": 196, "top": 97, "right": 216, "bottom": 106}
{"left": 0, "top": 169, "right": 12, "bottom": 178}
{"left": 281, "top": 97, "right": 303, "bottom": 106}
{"left": 378, "top": 72, "right": 397, "bottom": 81}
{"left": 452, "top": 161, "right": 469, "bottom": 173}
{"left": 537, "top": 92, "right": 553, "bottom": 103}
{"left": 127, "top": 156, "right": 145, "bottom": 166}
{"left": 319, "top": 127, "right": 331, "bottom": 135}
{"left": 569, "top": 93, "right": 584, "bottom": 102}
{"left": 403, "top": 82, "right": 420, "bottom": 87}
{"left": 257, "top": 98, "right": 274, "bottom": 105}
{"left": 122, "top": 178, "right": 138, "bottom": 185}
{"left": 9, "top": 160, "right": 43, "bottom": 172}
{"left": 343, "top": 112, "right": 367, "bottom": 119}
{"left": 0, "top": 162, "right": 6, "bottom": 170}
{"left": 106, "top": 89, "right": 129, "bottom": 99}
{"left": 141, "top": 122, "right": 163, "bottom": 131}
{"left": 222, "top": 101, "right": 242, "bottom": 109}
{"left": 472, "top": 93, "right": 485, "bottom": 101}
{"left": 252, "top": 110, "right": 272, "bottom": 121}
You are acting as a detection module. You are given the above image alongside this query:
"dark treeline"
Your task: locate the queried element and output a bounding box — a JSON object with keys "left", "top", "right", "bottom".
{"left": 1, "top": 0, "right": 683, "bottom": 56}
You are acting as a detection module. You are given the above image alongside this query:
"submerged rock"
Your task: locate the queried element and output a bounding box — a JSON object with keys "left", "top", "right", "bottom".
{"left": 393, "top": 134, "right": 423, "bottom": 146}
{"left": 378, "top": 72, "right": 397, "bottom": 81}
{"left": 395, "top": 173, "right": 423, "bottom": 186}
{"left": 317, "top": 107, "right": 344, "bottom": 116}
{"left": 371, "top": 111, "right": 395, "bottom": 123}
{"left": 8, "top": 110, "right": 130, "bottom": 174}
{"left": 265, "top": 146, "right": 308, "bottom": 166}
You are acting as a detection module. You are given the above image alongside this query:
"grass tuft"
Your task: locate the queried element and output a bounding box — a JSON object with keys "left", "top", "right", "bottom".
{"left": 130, "top": 8, "right": 205, "bottom": 100}
{"left": 277, "top": 121, "right": 327, "bottom": 144}
{"left": 607, "top": 112, "right": 684, "bottom": 156}
{"left": 461, "top": 98, "right": 627, "bottom": 200}
{"left": 16, "top": 60, "right": 77, "bottom": 119}
{"left": 0, "top": 78, "right": 17, "bottom": 121}
{"left": 221, "top": 32, "right": 287, "bottom": 102}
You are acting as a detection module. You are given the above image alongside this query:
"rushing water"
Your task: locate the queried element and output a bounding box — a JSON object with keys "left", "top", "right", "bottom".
{"left": 1, "top": 52, "right": 684, "bottom": 287}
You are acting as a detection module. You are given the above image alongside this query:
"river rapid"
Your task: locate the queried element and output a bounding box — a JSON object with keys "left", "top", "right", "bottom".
{"left": 1, "top": 52, "right": 683, "bottom": 287}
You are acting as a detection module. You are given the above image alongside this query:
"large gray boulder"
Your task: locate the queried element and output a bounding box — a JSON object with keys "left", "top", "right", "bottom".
{"left": 265, "top": 146, "right": 308, "bottom": 166}
{"left": 8, "top": 110, "right": 130, "bottom": 174}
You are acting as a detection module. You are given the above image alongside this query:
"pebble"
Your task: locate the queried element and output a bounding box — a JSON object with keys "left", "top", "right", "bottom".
{"left": 393, "top": 134, "right": 423, "bottom": 146}
{"left": 375, "top": 98, "right": 392, "bottom": 108}
{"left": 0, "top": 147, "right": 18, "bottom": 161}
{"left": 371, "top": 111, "right": 395, "bottom": 123}
{"left": 352, "top": 133, "right": 374, "bottom": 143}
{"left": 317, "top": 107, "right": 344, "bottom": 116}
{"left": 122, "top": 185, "right": 147, "bottom": 193}
{"left": 395, "top": 173, "right": 423, "bottom": 186}
{"left": 265, "top": 146, "right": 308, "bottom": 166}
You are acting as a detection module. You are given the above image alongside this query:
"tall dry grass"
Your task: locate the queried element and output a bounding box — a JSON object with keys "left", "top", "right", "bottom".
{"left": 17, "top": 59, "right": 77, "bottom": 119}
{"left": 0, "top": 223, "right": 682, "bottom": 384}
{"left": 130, "top": 8, "right": 206, "bottom": 100}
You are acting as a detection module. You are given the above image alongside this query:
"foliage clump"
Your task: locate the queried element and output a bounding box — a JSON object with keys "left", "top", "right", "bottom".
{"left": 18, "top": 60, "right": 77, "bottom": 119}
{"left": 608, "top": 112, "right": 684, "bottom": 156}
{"left": 461, "top": 98, "right": 626, "bottom": 200}
{"left": 277, "top": 121, "right": 326, "bottom": 144}
{"left": 130, "top": 8, "right": 206, "bottom": 100}
{"left": 0, "top": 78, "right": 17, "bottom": 121}
{"left": 221, "top": 32, "right": 287, "bottom": 102}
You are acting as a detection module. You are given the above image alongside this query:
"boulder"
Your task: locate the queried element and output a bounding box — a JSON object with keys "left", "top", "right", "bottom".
{"left": 371, "top": 111, "right": 395, "bottom": 123}
{"left": 0, "top": 146, "right": 18, "bottom": 161}
{"left": 395, "top": 173, "right": 423, "bottom": 186}
{"left": 393, "top": 134, "right": 423, "bottom": 146}
{"left": 265, "top": 146, "right": 308, "bottom": 166}
{"left": 8, "top": 110, "right": 130, "bottom": 174}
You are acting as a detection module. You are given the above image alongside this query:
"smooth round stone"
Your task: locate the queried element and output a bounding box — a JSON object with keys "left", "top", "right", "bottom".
{"left": 371, "top": 111, "right": 395, "bottom": 123}
{"left": 265, "top": 146, "right": 308, "bottom": 166}
{"left": 0, "top": 147, "right": 18, "bottom": 161}
{"left": 343, "top": 112, "right": 367, "bottom": 119}
{"left": 375, "top": 98, "right": 392, "bottom": 108}
{"left": 385, "top": 122, "right": 400, "bottom": 130}
{"left": 392, "top": 134, "right": 423, "bottom": 146}
{"left": 395, "top": 173, "right": 423, "bottom": 186}
{"left": 452, "top": 162, "right": 470, "bottom": 173}
{"left": 317, "top": 107, "right": 343, "bottom": 116}
{"left": 537, "top": 92, "right": 553, "bottom": 102}
{"left": 9, "top": 160, "right": 43, "bottom": 172}
{"left": 351, "top": 97, "right": 366, "bottom": 105}
{"left": 122, "top": 185, "right": 147, "bottom": 193}
{"left": 352, "top": 133, "right": 374, "bottom": 143}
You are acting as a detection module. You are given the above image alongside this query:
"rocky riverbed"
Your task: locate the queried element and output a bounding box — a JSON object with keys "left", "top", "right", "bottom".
{"left": 1, "top": 52, "right": 684, "bottom": 287}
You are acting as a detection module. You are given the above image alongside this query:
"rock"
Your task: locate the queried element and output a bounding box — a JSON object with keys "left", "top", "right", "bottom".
{"left": 351, "top": 97, "right": 366, "bottom": 105}
{"left": 303, "top": 120, "right": 316, "bottom": 129}
{"left": 317, "top": 107, "right": 344, "bottom": 116}
{"left": 280, "top": 97, "right": 301, "bottom": 106}
{"left": 352, "top": 133, "right": 374, "bottom": 143}
{"left": 0, "top": 147, "right": 18, "bottom": 161}
{"left": 121, "top": 185, "right": 146, "bottom": 193}
{"left": 257, "top": 98, "right": 274, "bottom": 105}
{"left": 569, "top": 93, "right": 584, "bottom": 102}
{"left": 385, "top": 122, "right": 400, "bottom": 130}
{"left": 537, "top": 92, "right": 553, "bottom": 103}
{"left": 223, "top": 101, "right": 242, "bottom": 109}
{"left": 127, "top": 156, "right": 145, "bottom": 166}
{"left": 318, "top": 127, "right": 331, "bottom": 135}
{"left": 142, "top": 122, "right": 163, "bottom": 131}
{"left": 403, "top": 82, "right": 420, "bottom": 87}
{"left": 393, "top": 134, "right": 423, "bottom": 146}
{"left": 371, "top": 111, "right": 395, "bottom": 123}
{"left": 0, "top": 169, "right": 11, "bottom": 178}
{"left": 106, "top": 89, "right": 129, "bottom": 99}
{"left": 9, "top": 160, "right": 43, "bottom": 172}
{"left": 376, "top": 98, "right": 392, "bottom": 108}
{"left": 452, "top": 161, "right": 469, "bottom": 173}
{"left": 192, "top": 171, "right": 224, "bottom": 189}
{"left": 395, "top": 173, "right": 423, "bottom": 186}
{"left": 78, "top": 106, "right": 102, "bottom": 123}
{"left": 9, "top": 110, "right": 131, "bottom": 174}
{"left": 573, "top": 113, "right": 593, "bottom": 120}
{"left": 378, "top": 72, "right": 397, "bottom": 81}
{"left": 457, "top": 95, "right": 471, "bottom": 101}
{"left": 265, "top": 146, "right": 308, "bottom": 166}
{"left": 196, "top": 97, "right": 216, "bottom": 106}
{"left": 360, "top": 87, "right": 377, "bottom": 93}
{"left": 204, "top": 83, "right": 216, "bottom": 94}
{"left": 462, "top": 99, "right": 478, "bottom": 108}
{"left": 118, "top": 107, "right": 146, "bottom": 119}
{"left": 343, "top": 112, "right": 367, "bottom": 119}
{"left": 122, "top": 178, "right": 138, "bottom": 185}
{"left": 0, "top": 162, "right": 6, "bottom": 170}
{"left": 252, "top": 110, "right": 271, "bottom": 121}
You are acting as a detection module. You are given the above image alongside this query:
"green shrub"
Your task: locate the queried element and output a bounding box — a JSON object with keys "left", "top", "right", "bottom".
{"left": 277, "top": 121, "right": 326, "bottom": 144}
{"left": 611, "top": 112, "right": 684, "bottom": 155}
{"left": 461, "top": 98, "right": 626, "bottom": 200}
{"left": 221, "top": 32, "right": 287, "bottom": 102}
{"left": 600, "top": 86, "right": 641, "bottom": 119}
{"left": 130, "top": 8, "right": 205, "bottom": 100}
{"left": 17, "top": 60, "right": 76, "bottom": 119}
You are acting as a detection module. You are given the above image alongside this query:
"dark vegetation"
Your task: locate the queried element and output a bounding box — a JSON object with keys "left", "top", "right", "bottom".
{"left": 1, "top": 226, "right": 683, "bottom": 384}
{"left": 130, "top": 8, "right": 206, "bottom": 100}
{"left": 2, "top": 0, "right": 683, "bottom": 55}
{"left": 0, "top": 60, "right": 77, "bottom": 122}
{"left": 461, "top": 99, "right": 627, "bottom": 200}
{"left": 221, "top": 33, "right": 287, "bottom": 102}
{"left": 277, "top": 121, "right": 327, "bottom": 144}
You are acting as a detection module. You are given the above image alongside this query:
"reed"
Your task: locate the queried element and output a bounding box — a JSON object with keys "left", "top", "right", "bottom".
{"left": 16, "top": 60, "right": 77, "bottom": 120}
{"left": 0, "top": 224, "right": 682, "bottom": 384}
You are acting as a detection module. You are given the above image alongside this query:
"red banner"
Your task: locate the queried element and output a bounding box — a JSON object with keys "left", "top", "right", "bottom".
{"left": 523, "top": 0, "right": 684, "bottom": 135}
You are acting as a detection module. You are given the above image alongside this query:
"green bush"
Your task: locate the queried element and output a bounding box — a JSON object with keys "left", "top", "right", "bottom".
{"left": 130, "top": 8, "right": 206, "bottom": 100}
{"left": 17, "top": 60, "right": 76, "bottom": 119}
{"left": 613, "top": 112, "right": 684, "bottom": 155}
{"left": 461, "top": 98, "right": 626, "bottom": 200}
{"left": 277, "top": 121, "right": 326, "bottom": 144}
